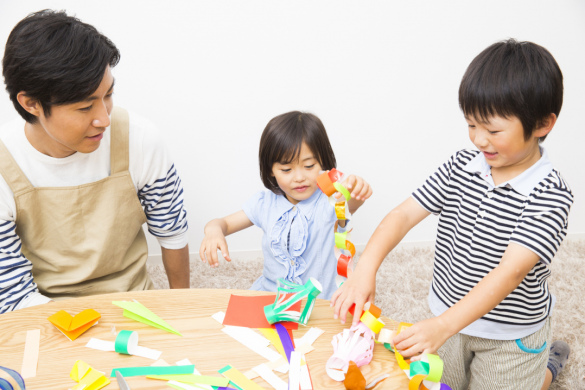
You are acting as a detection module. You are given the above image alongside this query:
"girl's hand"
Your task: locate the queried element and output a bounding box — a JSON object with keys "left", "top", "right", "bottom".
{"left": 199, "top": 226, "right": 232, "bottom": 268}
{"left": 339, "top": 175, "right": 373, "bottom": 201}
{"left": 392, "top": 316, "right": 453, "bottom": 358}
{"left": 330, "top": 264, "right": 377, "bottom": 325}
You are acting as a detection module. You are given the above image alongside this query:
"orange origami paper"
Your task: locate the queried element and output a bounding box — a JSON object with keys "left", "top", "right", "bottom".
{"left": 48, "top": 309, "right": 100, "bottom": 341}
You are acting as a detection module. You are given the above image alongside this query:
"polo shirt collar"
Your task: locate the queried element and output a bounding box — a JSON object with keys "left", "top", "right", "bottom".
{"left": 463, "top": 147, "right": 553, "bottom": 196}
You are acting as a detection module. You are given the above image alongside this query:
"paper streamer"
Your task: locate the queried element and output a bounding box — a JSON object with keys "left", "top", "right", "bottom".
{"left": 252, "top": 364, "right": 287, "bottom": 390}
{"left": 264, "top": 278, "right": 322, "bottom": 325}
{"left": 326, "top": 322, "right": 375, "bottom": 381}
{"left": 20, "top": 329, "right": 40, "bottom": 379}
{"left": 86, "top": 330, "right": 162, "bottom": 360}
{"left": 112, "top": 365, "right": 194, "bottom": 378}
{"left": 218, "top": 365, "right": 265, "bottom": 390}
{"left": 0, "top": 366, "right": 25, "bottom": 390}
{"left": 70, "top": 360, "right": 110, "bottom": 390}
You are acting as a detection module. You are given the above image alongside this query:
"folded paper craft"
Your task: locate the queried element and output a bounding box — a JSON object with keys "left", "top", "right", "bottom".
{"left": 48, "top": 309, "right": 100, "bottom": 340}
{"left": 264, "top": 278, "right": 322, "bottom": 326}
{"left": 112, "top": 300, "right": 182, "bottom": 336}
{"left": 70, "top": 360, "right": 110, "bottom": 390}
{"left": 326, "top": 322, "right": 375, "bottom": 381}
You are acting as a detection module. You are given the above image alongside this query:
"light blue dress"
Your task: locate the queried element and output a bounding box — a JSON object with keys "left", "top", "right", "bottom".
{"left": 243, "top": 189, "right": 340, "bottom": 299}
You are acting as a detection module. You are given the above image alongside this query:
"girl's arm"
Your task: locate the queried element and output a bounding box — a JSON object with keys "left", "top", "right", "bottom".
{"left": 331, "top": 197, "right": 430, "bottom": 324}
{"left": 393, "top": 242, "right": 541, "bottom": 358}
{"left": 199, "top": 210, "right": 253, "bottom": 268}
{"left": 341, "top": 175, "right": 373, "bottom": 215}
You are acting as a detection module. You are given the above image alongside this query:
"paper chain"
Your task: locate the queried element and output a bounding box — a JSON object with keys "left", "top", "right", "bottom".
{"left": 316, "top": 169, "right": 356, "bottom": 288}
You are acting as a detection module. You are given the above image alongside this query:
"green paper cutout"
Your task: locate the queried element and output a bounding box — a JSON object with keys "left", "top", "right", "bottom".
{"left": 112, "top": 300, "right": 182, "bottom": 336}
{"left": 111, "top": 365, "right": 194, "bottom": 377}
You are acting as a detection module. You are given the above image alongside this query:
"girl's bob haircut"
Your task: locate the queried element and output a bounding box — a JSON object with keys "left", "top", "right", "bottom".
{"left": 259, "top": 111, "right": 336, "bottom": 195}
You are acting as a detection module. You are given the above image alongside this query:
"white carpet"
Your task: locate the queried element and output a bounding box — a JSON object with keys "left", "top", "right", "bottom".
{"left": 148, "top": 239, "right": 585, "bottom": 389}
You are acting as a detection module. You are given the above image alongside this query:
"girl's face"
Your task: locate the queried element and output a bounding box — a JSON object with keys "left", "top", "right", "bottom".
{"left": 271, "top": 142, "right": 322, "bottom": 205}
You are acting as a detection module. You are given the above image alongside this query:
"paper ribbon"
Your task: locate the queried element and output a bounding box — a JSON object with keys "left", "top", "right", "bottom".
{"left": 264, "top": 278, "right": 322, "bottom": 325}
{"left": 326, "top": 322, "right": 375, "bottom": 381}
{"left": 86, "top": 330, "right": 162, "bottom": 360}
{"left": 48, "top": 309, "right": 100, "bottom": 341}
{"left": 70, "top": 360, "right": 110, "bottom": 390}
{"left": 0, "top": 366, "right": 25, "bottom": 390}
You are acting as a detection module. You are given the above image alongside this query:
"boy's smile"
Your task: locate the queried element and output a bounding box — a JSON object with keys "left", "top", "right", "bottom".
{"left": 271, "top": 142, "right": 322, "bottom": 205}
{"left": 466, "top": 114, "right": 553, "bottom": 184}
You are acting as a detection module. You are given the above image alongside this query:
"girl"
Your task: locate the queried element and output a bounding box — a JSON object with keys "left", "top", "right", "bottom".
{"left": 200, "top": 111, "right": 372, "bottom": 299}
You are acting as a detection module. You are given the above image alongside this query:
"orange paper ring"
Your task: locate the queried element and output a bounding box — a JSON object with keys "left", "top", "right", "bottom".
{"left": 317, "top": 171, "right": 336, "bottom": 196}
{"left": 337, "top": 254, "right": 351, "bottom": 278}
{"left": 346, "top": 240, "right": 356, "bottom": 257}
{"left": 366, "top": 303, "right": 382, "bottom": 318}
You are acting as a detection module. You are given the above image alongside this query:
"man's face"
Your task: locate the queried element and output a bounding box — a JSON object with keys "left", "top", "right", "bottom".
{"left": 27, "top": 66, "right": 114, "bottom": 158}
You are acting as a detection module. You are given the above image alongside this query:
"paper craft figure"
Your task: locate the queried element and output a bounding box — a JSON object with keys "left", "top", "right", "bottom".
{"left": 264, "top": 278, "right": 322, "bottom": 325}
{"left": 70, "top": 360, "right": 110, "bottom": 390}
{"left": 0, "top": 366, "right": 25, "bottom": 390}
{"left": 326, "top": 322, "right": 375, "bottom": 381}
{"left": 47, "top": 308, "right": 100, "bottom": 340}
{"left": 112, "top": 300, "right": 182, "bottom": 335}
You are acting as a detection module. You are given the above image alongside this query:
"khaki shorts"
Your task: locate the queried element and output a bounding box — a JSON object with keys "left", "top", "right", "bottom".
{"left": 439, "top": 318, "right": 551, "bottom": 390}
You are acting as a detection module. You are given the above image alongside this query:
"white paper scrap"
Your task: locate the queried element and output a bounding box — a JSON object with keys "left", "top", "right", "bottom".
{"left": 289, "top": 351, "right": 302, "bottom": 390}
{"left": 252, "top": 364, "right": 287, "bottom": 390}
{"left": 85, "top": 338, "right": 161, "bottom": 360}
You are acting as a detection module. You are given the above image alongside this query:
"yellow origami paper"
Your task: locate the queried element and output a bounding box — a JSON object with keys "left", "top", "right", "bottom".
{"left": 48, "top": 309, "right": 100, "bottom": 341}
{"left": 70, "top": 360, "right": 109, "bottom": 390}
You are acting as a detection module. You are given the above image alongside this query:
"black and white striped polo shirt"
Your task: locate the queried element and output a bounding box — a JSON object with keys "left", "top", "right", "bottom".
{"left": 413, "top": 149, "right": 573, "bottom": 338}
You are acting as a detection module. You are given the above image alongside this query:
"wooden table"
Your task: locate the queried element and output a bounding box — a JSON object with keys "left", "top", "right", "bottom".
{"left": 0, "top": 289, "right": 409, "bottom": 389}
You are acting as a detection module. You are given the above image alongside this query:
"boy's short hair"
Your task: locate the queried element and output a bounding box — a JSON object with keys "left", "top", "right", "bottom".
{"left": 459, "top": 39, "right": 563, "bottom": 141}
{"left": 259, "top": 111, "right": 337, "bottom": 195}
{"left": 2, "top": 9, "right": 120, "bottom": 123}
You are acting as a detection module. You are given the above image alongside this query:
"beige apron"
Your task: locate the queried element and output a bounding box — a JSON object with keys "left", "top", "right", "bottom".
{"left": 0, "top": 107, "right": 153, "bottom": 299}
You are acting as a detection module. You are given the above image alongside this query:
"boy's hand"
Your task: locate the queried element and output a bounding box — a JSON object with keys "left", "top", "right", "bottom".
{"left": 330, "top": 264, "right": 376, "bottom": 326}
{"left": 393, "top": 316, "right": 453, "bottom": 358}
{"left": 199, "top": 226, "right": 232, "bottom": 268}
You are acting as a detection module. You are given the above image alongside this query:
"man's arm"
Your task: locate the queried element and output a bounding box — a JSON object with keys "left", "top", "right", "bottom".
{"left": 161, "top": 244, "right": 190, "bottom": 288}
{"left": 394, "top": 243, "right": 541, "bottom": 357}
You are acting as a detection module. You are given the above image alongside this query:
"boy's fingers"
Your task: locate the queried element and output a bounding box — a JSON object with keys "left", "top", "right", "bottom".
{"left": 220, "top": 242, "right": 231, "bottom": 262}
{"left": 199, "top": 246, "right": 207, "bottom": 262}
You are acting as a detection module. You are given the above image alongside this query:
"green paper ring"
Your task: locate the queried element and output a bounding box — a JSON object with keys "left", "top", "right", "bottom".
{"left": 333, "top": 182, "right": 351, "bottom": 201}
{"left": 115, "top": 330, "right": 136, "bottom": 355}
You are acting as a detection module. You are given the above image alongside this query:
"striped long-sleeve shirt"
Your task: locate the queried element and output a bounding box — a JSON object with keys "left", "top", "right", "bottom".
{"left": 0, "top": 112, "right": 188, "bottom": 313}
{"left": 413, "top": 148, "right": 573, "bottom": 339}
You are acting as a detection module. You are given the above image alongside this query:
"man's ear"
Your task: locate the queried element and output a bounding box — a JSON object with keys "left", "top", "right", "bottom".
{"left": 533, "top": 113, "right": 557, "bottom": 139}
{"left": 16, "top": 92, "right": 42, "bottom": 118}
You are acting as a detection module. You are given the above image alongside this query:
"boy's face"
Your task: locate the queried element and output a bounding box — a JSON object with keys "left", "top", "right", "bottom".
{"left": 271, "top": 142, "right": 322, "bottom": 205}
{"left": 24, "top": 66, "right": 114, "bottom": 158}
{"left": 466, "top": 114, "right": 542, "bottom": 180}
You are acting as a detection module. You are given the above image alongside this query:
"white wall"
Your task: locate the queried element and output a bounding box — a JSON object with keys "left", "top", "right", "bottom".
{"left": 1, "top": 1, "right": 584, "bottom": 260}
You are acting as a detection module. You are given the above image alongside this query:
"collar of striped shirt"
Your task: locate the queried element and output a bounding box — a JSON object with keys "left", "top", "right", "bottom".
{"left": 463, "top": 147, "right": 554, "bottom": 196}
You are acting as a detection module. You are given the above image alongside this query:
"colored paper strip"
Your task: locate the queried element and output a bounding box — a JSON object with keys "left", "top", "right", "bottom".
{"left": 147, "top": 374, "right": 228, "bottom": 387}
{"left": 20, "top": 329, "right": 40, "bottom": 379}
{"left": 219, "top": 365, "right": 265, "bottom": 390}
{"left": 112, "top": 365, "right": 194, "bottom": 377}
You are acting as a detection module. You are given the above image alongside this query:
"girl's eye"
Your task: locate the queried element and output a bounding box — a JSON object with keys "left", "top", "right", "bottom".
{"left": 305, "top": 164, "right": 315, "bottom": 169}
{"left": 79, "top": 105, "right": 92, "bottom": 112}
{"left": 488, "top": 130, "right": 499, "bottom": 134}
{"left": 468, "top": 125, "right": 475, "bottom": 129}
{"left": 281, "top": 169, "right": 291, "bottom": 173}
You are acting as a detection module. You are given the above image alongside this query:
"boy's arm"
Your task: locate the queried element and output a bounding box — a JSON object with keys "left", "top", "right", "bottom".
{"left": 394, "top": 242, "right": 541, "bottom": 357}
{"left": 331, "top": 197, "right": 430, "bottom": 324}
{"left": 161, "top": 245, "right": 190, "bottom": 288}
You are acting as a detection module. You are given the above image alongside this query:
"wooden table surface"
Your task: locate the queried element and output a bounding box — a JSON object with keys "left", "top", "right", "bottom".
{"left": 0, "top": 288, "right": 409, "bottom": 389}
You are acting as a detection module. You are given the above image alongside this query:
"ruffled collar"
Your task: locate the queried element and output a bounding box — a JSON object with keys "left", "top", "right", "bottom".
{"left": 269, "top": 190, "right": 322, "bottom": 283}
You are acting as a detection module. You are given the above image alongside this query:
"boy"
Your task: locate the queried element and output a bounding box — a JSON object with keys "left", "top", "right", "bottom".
{"left": 331, "top": 39, "right": 572, "bottom": 389}
{"left": 0, "top": 10, "right": 190, "bottom": 313}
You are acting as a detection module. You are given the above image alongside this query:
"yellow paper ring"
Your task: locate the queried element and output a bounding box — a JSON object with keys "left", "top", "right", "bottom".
{"left": 360, "top": 310, "right": 385, "bottom": 334}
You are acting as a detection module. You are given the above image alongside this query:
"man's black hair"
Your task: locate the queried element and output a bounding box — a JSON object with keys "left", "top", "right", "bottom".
{"left": 2, "top": 9, "right": 120, "bottom": 123}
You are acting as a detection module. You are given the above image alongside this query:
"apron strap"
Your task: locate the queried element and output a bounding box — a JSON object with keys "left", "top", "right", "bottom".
{"left": 0, "top": 139, "right": 34, "bottom": 195}
{"left": 110, "top": 106, "right": 130, "bottom": 174}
